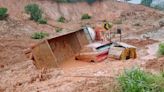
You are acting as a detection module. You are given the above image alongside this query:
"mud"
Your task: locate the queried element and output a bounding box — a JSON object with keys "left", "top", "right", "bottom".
{"left": 123, "top": 39, "right": 158, "bottom": 48}
{"left": 144, "top": 57, "right": 164, "bottom": 72}
{"left": 0, "top": 0, "right": 164, "bottom": 92}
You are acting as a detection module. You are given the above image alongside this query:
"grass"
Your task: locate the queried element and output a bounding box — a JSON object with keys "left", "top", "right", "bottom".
{"left": 158, "top": 43, "right": 164, "bottom": 56}
{"left": 118, "top": 68, "right": 164, "bottom": 92}
{"left": 38, "top": 18, "right": 47, "bottom": 24}
{"left": 31, "top": 32, "right": 49, "bottom": 39}
{"left": 81, "top": 13, "right": 91, "bottom": 20}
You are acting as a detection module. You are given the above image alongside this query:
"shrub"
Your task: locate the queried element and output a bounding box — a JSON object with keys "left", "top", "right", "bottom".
{"left": 31, "top": 32, "right": 49, "bottom": 39}
{"left": 118, "top": 68, "right": 164, "bottom": 92}
{"left": 25, "top": 4, "right": 42, "bottom": 22}
{"left": 38, "top": 18, "right": 47, "bottom": 24}
{"left": 81, "top": 13, "right": 91, "bottom": 20}
{"left": 56, "top": 28, "right": 62, "bottom": 32}
{"left": 0, "top": 7, "right": 8, "bottom": 20}
{"left": 158, "top": 43, "right": 164, "bottom": 56}
{"left": 57, "top": 16, "right": 65, "bottom": 23}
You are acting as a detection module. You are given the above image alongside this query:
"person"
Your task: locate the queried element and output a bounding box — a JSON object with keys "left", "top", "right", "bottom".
{"left": 103, "top": 21, "right": 113, "bottom": 42}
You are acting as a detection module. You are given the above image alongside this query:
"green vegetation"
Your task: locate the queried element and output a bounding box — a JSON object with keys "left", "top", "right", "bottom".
{"left": 25, "top": 4, "right": 48, "bottom": 24}
{"left": 0, "top": 7, "right": 8, "bottom": 20}
{"left": 31, "top": 32, "right": 49, "bottom": 39}
{"left": 57, "top": 16, "right": 66, "bottom": 23}
{"left": 38, "top": 18, "right": 47, "bottom": 24}
{"left": 118, "top": 68, "right": 164, "bottom": 92}
{"left": 158, "top": 43, "right": 164, "bottom": 56}
{"left": 81, "top": 13, "right": 91, "bottom": 20}
{"left": 25, "top": 4, "right": 42, "bottom": 22}
{"left": 56, "top": 28, "right": 63, "bottom": 32}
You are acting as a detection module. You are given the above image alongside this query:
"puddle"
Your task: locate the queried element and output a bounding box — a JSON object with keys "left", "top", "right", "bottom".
{"left": 59, "top": 57, "right": 96, "bottom": 71}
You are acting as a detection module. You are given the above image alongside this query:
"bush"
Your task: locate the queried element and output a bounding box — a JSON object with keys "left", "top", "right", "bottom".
{"left": 25, "top": 4, "right": 42, "bottom": 22}
{"left": 38, "top": 18, "right": 47, "bottom": 24}
{"left": 57, "top": 16, "right": 65, "bottom": 23}
{"left": 0, "top": 7, "right": 8, "bottom": 20}
{"left": 56, "top": 28, "right": 62, "bottom": 32}
{"left": 158, "top": 43, "right": 164, "bottom": 56}
{"left": 31, "top": 32, "right": 49, "bottom": 39}
{"left": 118, "top": 68, "right": 164, "bottom": 92}
{"left": 81, "top": 13, "right": 91, "bottom": 20}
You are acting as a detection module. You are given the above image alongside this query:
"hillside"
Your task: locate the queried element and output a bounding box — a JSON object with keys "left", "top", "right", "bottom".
{"left": 0, "top": 0, "right": 164, "bottom": 92}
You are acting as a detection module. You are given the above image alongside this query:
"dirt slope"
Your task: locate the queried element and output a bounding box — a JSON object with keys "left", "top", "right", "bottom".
{"left": 0, "top": 0, "right": 162, "bottom": 21}
{"left": 0, "top": 0, "right": 164, "bottom": 92}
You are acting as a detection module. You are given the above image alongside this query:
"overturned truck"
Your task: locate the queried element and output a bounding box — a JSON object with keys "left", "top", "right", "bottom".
{"left": 28, "top": 28, "right": 90, "bottom": 69}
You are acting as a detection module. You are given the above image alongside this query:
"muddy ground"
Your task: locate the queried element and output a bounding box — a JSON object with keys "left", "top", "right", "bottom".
{"left": 0, "top": 0, "right": 164, "bottom": 92}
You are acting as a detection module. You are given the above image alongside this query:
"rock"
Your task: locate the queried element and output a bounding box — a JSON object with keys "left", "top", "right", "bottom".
{"left": 159, "top": 19, "right": 164, "bottom": 27}
{"left": 0, "top": 64, "right": 4, "bottom": 68}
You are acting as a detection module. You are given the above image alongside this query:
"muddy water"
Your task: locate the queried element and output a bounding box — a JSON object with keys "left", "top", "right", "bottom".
{"left": 59, "top": 57, "right": 95, "bottom": 71}
{"left": 139, "top": 28, "right": 164, "bottom": 60}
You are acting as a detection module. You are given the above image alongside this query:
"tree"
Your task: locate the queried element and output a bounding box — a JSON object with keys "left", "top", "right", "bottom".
{"left": 141, "top": 0, "right": 153, "bottom": 7}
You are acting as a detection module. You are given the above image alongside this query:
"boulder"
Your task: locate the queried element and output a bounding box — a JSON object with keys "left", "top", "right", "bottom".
{"left": 159, "top": 19, "right": 164, "bottom": 27}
